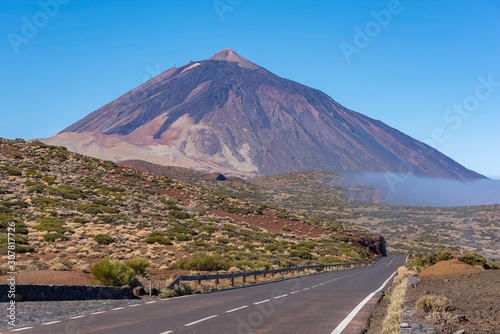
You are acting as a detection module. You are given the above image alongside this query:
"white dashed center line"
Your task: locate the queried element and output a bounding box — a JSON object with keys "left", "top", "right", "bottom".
{"left": 225, "top": 305, "right": 249, "bottom": 313}
{"left": 184, "top": 315, "right": 218, "bottom": 326}
{"left": 253, "top": 299, "right": 271, "bottom": 305}
{"left": 274, "top": 294, "right": 288, "bottom": 299}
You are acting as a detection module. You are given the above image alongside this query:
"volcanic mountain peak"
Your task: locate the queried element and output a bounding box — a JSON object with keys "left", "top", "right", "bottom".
{"left": 47, "top": 50, "right": 486, "bottom": 180}
{"left": 207, "top": 48, "right": 260, "bottom": 70}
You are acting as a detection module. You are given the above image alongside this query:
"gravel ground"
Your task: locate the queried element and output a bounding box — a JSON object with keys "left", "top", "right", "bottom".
{"left": 405, "top": 270, "right": 500, "bottom": 333}
{"left": 0, "top": 298, "right": 147, "bottom": 331}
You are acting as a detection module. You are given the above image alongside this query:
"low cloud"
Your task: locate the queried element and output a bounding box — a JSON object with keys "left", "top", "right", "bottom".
{"left": 349, "top": 173, "right": 500, "bottom": 207}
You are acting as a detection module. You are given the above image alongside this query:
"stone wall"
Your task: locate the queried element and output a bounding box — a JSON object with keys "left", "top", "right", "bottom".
{"left": 0, "top": 284, "right": 135, "bottom": 302}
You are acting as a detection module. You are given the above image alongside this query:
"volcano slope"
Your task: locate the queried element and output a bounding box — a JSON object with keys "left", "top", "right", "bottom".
{"left": 118, "top": 161, "right": 500, "bottom": 260}
{"left": 0, "top": 138, "right": 383, "bottom": 285}
{"left": 44, "top": 49, "right": 484, "bottom": 180}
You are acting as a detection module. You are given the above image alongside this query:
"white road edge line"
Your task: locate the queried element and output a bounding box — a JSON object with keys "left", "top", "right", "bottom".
{"left": 111, "top": 307, "right": 125, "bottom": 311}
{"left": 225, "top": 305, "right": 249, "bottom": 313}
{"left": 91, "top": 311, "right": 106, "bottom": 315}
{"left": 42, "top": 321, "right": 61, "bottom": 325}
{"left": 69, "top": 315, "right": 85, "bottom": 319}
{"left": 253, "top": 299, "right": 271, "bottom": 305}
{"left": 11, "top": 328, "right": 33, "bottom": 332}
{"left": 302, "top": 287, "right": 310, "bottom": 291}
{"left": 330, "top": 271, "right": 397, "bottom": 334}
{"left": 128, "top": 304, "right": 140, "bottom": 307}
{"left": 290, "top": 291, "right": 300, "bottom": 294}
{"left": 159, "top": 331, "right": 173, "bottom": 334}
{"left": 146, "top": 301, "right": 157, "bottom": 304}
{"left": 184, "top": 315, "right": 218, "bottom": 326}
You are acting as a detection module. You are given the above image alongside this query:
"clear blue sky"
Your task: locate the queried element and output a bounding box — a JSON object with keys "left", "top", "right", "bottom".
{"left": 1, "top": 0, "right": 499, "bottom": 178}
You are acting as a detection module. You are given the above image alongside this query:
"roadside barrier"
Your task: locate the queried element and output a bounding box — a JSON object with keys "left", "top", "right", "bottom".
{"left": 167, "top": 254, "right": 382, "bottom": 289}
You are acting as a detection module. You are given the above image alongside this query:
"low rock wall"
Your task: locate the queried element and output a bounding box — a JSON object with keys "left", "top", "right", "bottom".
{"left": 0, "top": 284, "right": 135, "bottom": 302}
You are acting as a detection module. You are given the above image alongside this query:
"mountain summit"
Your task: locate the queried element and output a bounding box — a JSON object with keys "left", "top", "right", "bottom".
{"left": 207, "top": 48, "right": 260, "bottom": 69}
{"left": 47, "top": 49, "right": 484, "bottom": 179}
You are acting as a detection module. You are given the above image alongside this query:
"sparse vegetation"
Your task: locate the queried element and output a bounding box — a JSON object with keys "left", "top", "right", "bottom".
{"left": 125, "top": 257, "right": 150, "bottom": 276}
{"left": 94, "top": 234, "right": 115, "bottom": 245}
{"left": 0, "top": 137, "right": 388, "bottom": 290}
{"left": 381, "top": 266, "right": 414, "bottom": 334}
{"left": 43, "top": 233, "right": 67, "bottom": 242}
{"left": 90, "top": 258, "right": 135, "bottom": 286}
{"left": 415, "top": 295, "right": 453, "bottom": 313}
{"left": 175, "top": 252, "right": 231, "bottom": 271}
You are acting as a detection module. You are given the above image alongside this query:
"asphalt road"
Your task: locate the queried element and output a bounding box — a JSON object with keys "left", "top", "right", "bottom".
{"left": 7, "top": 256, "right": 405, "bottom": 334}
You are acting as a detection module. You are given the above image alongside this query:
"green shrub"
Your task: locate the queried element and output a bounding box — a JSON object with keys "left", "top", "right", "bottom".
{"left": 33, "top": 217, "right": 73, "bottom": 234}
{"left": 4, "top": 167, "right": 21, "bottom": 176}
{"left": 0, "top": 201, "right": 29, "bottom": 209}
{"left": 243, "top": 243, "right": 256, "bottom": 251}
{"left": 318, "top": 255, "right": 343, "bottom": 265}
{"left": 255, "top": 261, "right": 272, "bottom": 270}
{"left": 458, "top": 252, "right": 487, "bottom": 267}
{"left": 457, "top": 252, "right": 498, "bottom": 269}
{"left": 176, "top": 252, "right": 230, "bottom": 271}
{"left": 44, "top": 233, "right": 67, "bottom": 242}
{"left": 125, "top": 257, "right": 150, "bottom": 276}
{"left": 168, "top": 210, "right": 191, "bottom": 220}
{"left": 91, "top": 259, "right": 135, "bottom": 286}
{"left": 0, "top": 217, "right": 28, "bottom": 234}
{"left": 47, "top": 185, "right": 85, "bottom": 200}
{"left": 73, "top": 217, "right": 85, "bottom": 224}
{"left": 29, "top": 184, "right": 46, "bottom": 193}
{"left": 31, "top": 197, "right": 63, "bottom": 208}
{"left": 0, "top": 235, "right": 34, "bottom": 254}
{"left": 41, "top": 176, "right": 56, "bottom": 184}
{"left": 149, "top": 230, "right": 167, "bottom": 237}
{"left": 136, "top": 221, "right": 151, "bottom": 229}
{"left": 97, "top": 215, "right": 130, "bottom": 224}
{"left": 217, "top": 238, "right": 229, "bottom": 244}
{"left": 265, "top": 243, "right": 284, "bottom": 253}
{"left": 76, "top": 204, "right": 120, "bottom": 214}
{"left": 94, "top": 234, "right": 115, "bottom": 245}
{"left": 175, "top": 234, "right": 192, "bottom": 241}
{"left": 26, "top": 170, "right": 43, "bottom": 178}
{"left": 80, "top": 178, "right": 105, "bottom": 188}
{"left": 289, "top": 249, "right": 314, "bottom": 260}
{"left": 144, "top": 235, "right": 172, "bottom": 245}
{"left": 487, "top": 261, "right": 500, "bottom": 270}
{"left": 0, "top": 206, "right": 12, "bottom": 214}
{"left": 409, "top": 248, "right": 455, "bottom": 271}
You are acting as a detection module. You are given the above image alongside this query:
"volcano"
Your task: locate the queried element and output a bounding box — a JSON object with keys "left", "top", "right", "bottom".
{"left": 44, "top": 49, "right": 484, "bottom": 179}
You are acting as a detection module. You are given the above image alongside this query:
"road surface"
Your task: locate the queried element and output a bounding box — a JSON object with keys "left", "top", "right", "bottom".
{"left": 7, "top": 256, "right": 405, "bottom": 334}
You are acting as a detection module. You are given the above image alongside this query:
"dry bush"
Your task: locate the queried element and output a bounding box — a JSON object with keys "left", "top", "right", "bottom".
{"left": 381, "top": 266, "right": 415, "bottom": 334}
{"left": 415, "top": 295, "right": 453, "bottom": 313}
